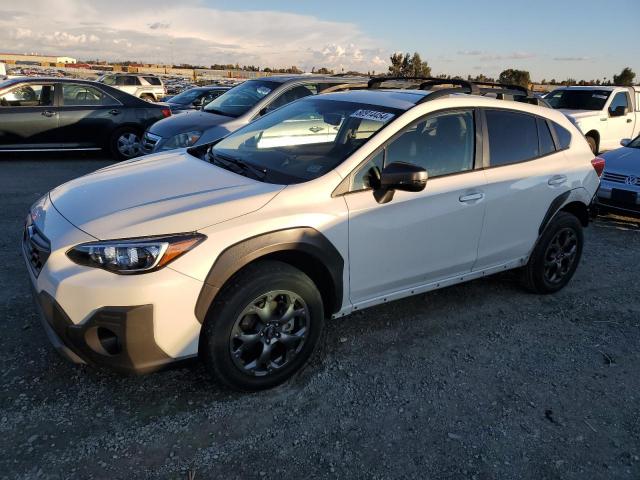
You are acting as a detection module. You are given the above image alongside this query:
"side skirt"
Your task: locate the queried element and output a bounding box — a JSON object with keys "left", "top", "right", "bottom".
{"left": 332, "top": 256, "right": 528, "bottom": 319}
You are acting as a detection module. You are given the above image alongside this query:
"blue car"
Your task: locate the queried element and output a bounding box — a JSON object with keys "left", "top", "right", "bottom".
{"left": 596, "top": 136, "right": 640, "bottom": 217}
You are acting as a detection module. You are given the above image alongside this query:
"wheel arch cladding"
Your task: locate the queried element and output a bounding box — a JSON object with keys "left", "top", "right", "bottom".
{"left": 194, "top": 227, "right": 344, "bottom": 323}
{"left": 539, "top": 192, "right": 589, "bottom": 235}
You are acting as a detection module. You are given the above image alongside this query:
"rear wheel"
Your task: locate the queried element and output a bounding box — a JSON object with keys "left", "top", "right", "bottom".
{"left": 586, "top": 135, "right": 597, "bottom": 154}
{"left": 110, "top": 127, "right": 142, "bottom": 160}
{"left": 201, "top": 260, "right": 325, "bottom": 391}
{"left": 140, "top": 94, "right": 156, "bottom": 102}
{"left": 521, "top": 211, "right": 583, "bottom": 294}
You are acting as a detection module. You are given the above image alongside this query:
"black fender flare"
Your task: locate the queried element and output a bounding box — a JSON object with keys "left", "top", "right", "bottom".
{"left": 194, "top": 227, "right": 344, "bottom": 323}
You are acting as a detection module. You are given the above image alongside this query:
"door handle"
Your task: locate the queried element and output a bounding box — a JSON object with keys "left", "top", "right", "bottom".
{"left": 41, "top": 110, "right": 55, "bottom": 117}
{"left": 627, "top": 118, "right": 633, "bottom": 123}
{"left": 459, "top": 192, "right": 484, "bottom": 203}
{"left": 109, "top": 109, "right": 121, "bottom": 115}
{"left": 548, "top": 174, "right": 567, "bottom": 186}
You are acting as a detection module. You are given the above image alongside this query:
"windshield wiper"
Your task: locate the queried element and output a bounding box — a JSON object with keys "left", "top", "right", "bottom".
{"left": 204, "top": 108, "right": 235, "bottom": 117}
{"left": 208, "top": 151, "right": 267, "bottom": 180}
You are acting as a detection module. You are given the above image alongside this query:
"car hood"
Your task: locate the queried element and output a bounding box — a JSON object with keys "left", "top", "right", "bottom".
{"left": 601, "top": 147, "right": 640, "bottom": 175}
{"left": 147, "top": 110, "right": 234, "bottom": 138}
{"left": 558, "top": 109, "right": 603, "bottom": 121}
{"left": 49, "top": 151, "right": 284, "bottom": 239}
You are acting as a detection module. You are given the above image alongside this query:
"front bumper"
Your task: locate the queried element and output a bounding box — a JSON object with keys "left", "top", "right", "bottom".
{"left": 596, "top": 180, "right": 640, "bottom": 217}
{"left": 22, "top": 196, "right": 205, "bottom": 373}
{"left": 32, "top": 290, "right": 172, "bottom": 374}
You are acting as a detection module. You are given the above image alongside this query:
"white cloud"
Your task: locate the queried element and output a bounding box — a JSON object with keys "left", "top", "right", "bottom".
{"left": 0, "top": 0, "right": 388, "bottom": 71}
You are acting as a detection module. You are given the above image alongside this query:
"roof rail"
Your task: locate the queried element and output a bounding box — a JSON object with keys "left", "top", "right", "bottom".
{"left": 472, "top": 81, "right": 529, "bottom": 96}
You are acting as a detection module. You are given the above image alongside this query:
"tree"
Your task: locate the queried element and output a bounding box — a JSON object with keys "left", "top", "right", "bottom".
{"left": 387, "top": 52, "right": 431, "bottom": 77}
{"left": 613, "top": 67, "right": 636, "bottom": 86}
{"left": 388, "top": 52, "right": 404, "bottom": 76}
{"left": 498, "top": 69, "right": 531, "bottom": 88}
{"left": 407, "top": 52, "right": 431, "bottom": 77}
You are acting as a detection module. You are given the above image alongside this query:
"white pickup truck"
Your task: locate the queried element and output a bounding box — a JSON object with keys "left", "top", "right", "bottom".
{"left": 546, "top": 86, "right": 640, "bottom": 153}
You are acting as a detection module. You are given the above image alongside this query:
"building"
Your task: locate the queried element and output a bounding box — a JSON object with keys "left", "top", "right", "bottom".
{"left": 0, "top": 53, "right": 77, "bottom": 65}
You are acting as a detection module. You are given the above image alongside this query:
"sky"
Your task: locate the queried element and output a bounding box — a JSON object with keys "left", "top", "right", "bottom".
{"left": 1, "top": 0, "right": 638, "bottom": 81}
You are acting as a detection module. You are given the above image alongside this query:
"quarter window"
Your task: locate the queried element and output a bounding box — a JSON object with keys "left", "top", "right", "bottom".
{"left": 552, "top": 122, "right": 572, "bottom": 150}
{"left": 385, "top": 110, "right": 475, "bottom": 177}
{"left": 0, "top": 84, "right": 54, "bottom": 107}
{"left": 486, "top": 110, "right": 539, "bottom": 166}
{"left": 351, "top": 150, "right": 384, "bottom": 191}
{"left": 537, "top": 118, "right": 556, "bottom": 156}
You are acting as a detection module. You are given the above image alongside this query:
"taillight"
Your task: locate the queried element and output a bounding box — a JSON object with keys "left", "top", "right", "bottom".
{"left": 161, "top": 108, "right": 171, "bottom": 118}
{"left": 591, "top": 157, "right": 605, "bottom": 177}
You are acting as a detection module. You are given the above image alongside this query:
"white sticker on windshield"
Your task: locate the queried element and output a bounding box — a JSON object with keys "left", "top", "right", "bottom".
{"left": 350, "top": 109, "right": 395, "bottom": 122}
{"left": 256, "top": 86, "right": 272, "bottom": 96}
{"left": 592, "top": 94, "right": 607, "bottom": 99}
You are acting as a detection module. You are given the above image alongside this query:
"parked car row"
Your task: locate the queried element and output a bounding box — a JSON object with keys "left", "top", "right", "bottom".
{"left": 22, "top": 76, "right": 602, "bottom": 391}
{"left": 0, "top": 77, "right": 171, "bottom": 159}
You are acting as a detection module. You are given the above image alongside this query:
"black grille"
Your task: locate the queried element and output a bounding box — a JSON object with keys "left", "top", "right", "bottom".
{"left": 142, "top": 132, "right": 161, "bottom": 153}
{"left": 23, "top": 219, "right": 51, "bottom": 277}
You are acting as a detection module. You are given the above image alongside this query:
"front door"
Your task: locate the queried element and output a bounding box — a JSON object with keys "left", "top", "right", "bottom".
{"left": 344, "top": 109, "right": 487, "bottom": 305}
{"left": 604, "top": 91, "right": 635, "bottom": 150}
{"left": 0, "top": 82, "right": 58, "bottom": 149}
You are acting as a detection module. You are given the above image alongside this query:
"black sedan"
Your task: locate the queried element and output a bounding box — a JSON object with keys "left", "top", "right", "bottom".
{"left": 0, "top": 77, "right": 171, "bottom": 159}
{"left": 161, "top": 86, "right": 230, "bottom": 113}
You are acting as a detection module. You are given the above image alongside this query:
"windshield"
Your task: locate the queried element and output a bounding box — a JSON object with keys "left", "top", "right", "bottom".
{"left": 204, "top": 79, "right": 279, "bottom": 117}
{"left": 211, "top": 98, "right": 401, "bottom": 184}
{"left": 546, "top": 89, "right": 611, "bottom": 110}
{"left": 168, "top": 88, "right": 204, "bottom": 104}
{"left": 627, "top": 136, "right": 640, "bottom": 149}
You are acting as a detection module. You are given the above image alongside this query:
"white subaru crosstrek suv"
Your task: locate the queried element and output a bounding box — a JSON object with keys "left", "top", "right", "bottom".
{"left": 23, "top": 78, "right": 601, "bottom": 391}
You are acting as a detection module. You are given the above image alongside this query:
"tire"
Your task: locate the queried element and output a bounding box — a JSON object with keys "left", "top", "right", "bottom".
{"left": 521, "top": 211, "right": 583, "bottom": 294}
{"left": 109, "top": 127, "right": 143, "bottom": 160}
{"left": 140, "top": 94, "right": 156, "bottom": 102}
{"left": 586, "top": 135, "right": 597, "bottom": 154}
{"left": 201, "top": 260, "right": 325, "bottom": 392}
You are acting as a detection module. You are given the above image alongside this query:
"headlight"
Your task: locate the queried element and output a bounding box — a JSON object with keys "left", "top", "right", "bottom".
{"left": 161, "top": 131, "right": 202, "bottom": 150}
{"left": 66, "top": 233, "right": 205, "bottom": 274}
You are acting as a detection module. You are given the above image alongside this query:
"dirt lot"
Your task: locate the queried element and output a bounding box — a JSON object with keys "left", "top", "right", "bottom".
{"left": 1, "top": 154, "right": 640, "bottom": 480}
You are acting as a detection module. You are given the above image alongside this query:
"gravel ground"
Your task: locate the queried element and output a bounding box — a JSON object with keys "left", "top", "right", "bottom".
{"left": 1, "top": 154, "right": 640, "bottom": 480}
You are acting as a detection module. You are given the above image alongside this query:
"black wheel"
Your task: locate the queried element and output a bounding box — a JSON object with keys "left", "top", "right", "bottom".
{"left": 110, "top": 127, "right": 142, "bottom": 160}
{"left": 521, "top": 212, "right": 583, "bottom": 294}
{"left": 586, "top": 135, "right": 597, "bottom": 154}
{"left": 201, "top": 260, "right": 324, "bottom": 391}
{"left": 140, "top": 94, "right": 156, "bottom": 102}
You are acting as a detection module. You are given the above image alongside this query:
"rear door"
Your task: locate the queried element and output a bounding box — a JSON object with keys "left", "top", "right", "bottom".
{"left": 0, "top": 82, "right": 58, "bottom": 149}
{"left": 474, "top": 109, "right": 570, "bottom": 269}
{"left": 56, "top": 83, "right": 123, "bottom": 148}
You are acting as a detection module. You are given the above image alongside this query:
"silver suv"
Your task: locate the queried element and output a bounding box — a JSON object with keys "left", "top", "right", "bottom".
{"left": 97, "top": 74, "right": 165, "bottom": 102}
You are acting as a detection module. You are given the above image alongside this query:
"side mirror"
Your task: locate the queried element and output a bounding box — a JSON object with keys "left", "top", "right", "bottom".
{"left": 374, "top": 162, "right": 428, "bottom": 204}
{"left": 621, "top": 138, "right": 631, "bottom": 147}
{"left": 192, "top": 99, "right": 202, "bottom": 108}
{"left": 609, "top": 105, "right": 627, "bottom": 117}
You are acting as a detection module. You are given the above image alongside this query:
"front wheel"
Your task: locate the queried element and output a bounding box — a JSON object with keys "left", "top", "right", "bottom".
{"left": 201, "top": 260, "right": 325, "bottom": 391}
{"left": 521, "top": 211, "right": 583, "bottom": 294}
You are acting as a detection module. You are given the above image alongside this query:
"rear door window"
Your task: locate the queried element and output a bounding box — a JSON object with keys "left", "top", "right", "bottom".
{"left": 61, "top": 84, "right": 118, "bottom": 106}
{"left": 485, "top": 110, "right": 540, "bottom": 166}
{"left": 143, "top": 76, "right": 162, "bottom": 86}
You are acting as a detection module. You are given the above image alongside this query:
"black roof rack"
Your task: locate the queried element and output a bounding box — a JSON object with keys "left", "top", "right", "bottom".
{"left": 366, "top": 76, "right": 550, "bottom": 107}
